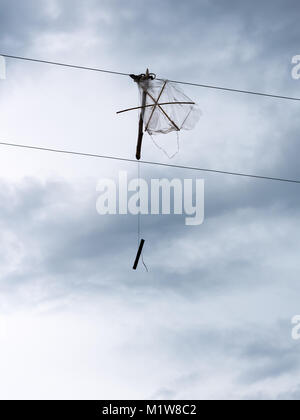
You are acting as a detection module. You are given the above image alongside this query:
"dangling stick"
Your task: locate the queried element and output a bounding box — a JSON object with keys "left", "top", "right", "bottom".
{"left": 136, "top": 100, "right": 146, "bottom": 160}
{"left": 136, "top": 69, "right": 151, "bottom": 160}
{"left": 133, "top": 239, "right": 145, "bottom": 270}
{"left": 136, "top": 95, "right": 147, "bottom": 159}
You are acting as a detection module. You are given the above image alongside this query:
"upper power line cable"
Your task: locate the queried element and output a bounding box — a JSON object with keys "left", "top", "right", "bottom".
{"left": 161, "top": 79, "right": 300, "bottom": 102}
{"left": 0, "top": 53, "right": 130, "bottom": 77}
{"left": 0, "top": 140, "right": 299, "bottom": 185}
{"left": 1, "top": 53, "right": 300, "bottom": 102}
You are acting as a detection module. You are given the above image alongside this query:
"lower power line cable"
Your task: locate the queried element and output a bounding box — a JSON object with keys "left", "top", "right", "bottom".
{"left": 0, "top": 140, "right": 299, "bottom": 185}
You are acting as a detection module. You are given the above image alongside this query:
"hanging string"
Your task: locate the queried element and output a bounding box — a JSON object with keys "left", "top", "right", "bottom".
{"left": 138, "top": 161, "right": 141, "bottom": 245}
{"left": 150, "top": 132, "right": 180, "bottom": 159}
{"left": 137, "top": 162, "right": 148, "bottom": 272}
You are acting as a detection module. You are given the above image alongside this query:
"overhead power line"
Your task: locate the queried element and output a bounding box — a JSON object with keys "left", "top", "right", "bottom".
{"left": 0, "top": 53, "right": 130, "bottom": 77}
{"left": 1, "top": 53, "right": 300, "bottom": 102}
{"left": 0, "top": 140, "right": 299, "bottom": 185}
{"left": 164, "top": 79, "right": 300, "bottom": 102}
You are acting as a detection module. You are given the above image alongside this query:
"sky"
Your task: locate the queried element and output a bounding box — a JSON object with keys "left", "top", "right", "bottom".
{"left": 0, "top": 0, "right": 300, "bottom": 400}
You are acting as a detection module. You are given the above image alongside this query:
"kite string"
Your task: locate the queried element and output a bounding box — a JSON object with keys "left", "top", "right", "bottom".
{"left": 138, "top": 161, "right": 141, "bottom": 245}
{"left": 138, "top": 161, "right": 148, "bottom": 272}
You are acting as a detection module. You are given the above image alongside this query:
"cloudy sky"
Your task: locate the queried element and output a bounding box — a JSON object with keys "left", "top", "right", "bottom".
{"left": 1, "top": 0, "right": 300, "bottom": 400}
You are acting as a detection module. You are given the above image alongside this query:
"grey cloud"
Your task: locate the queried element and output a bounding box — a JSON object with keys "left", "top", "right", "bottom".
{"left": 1, "top": 0, "right": 300, "bottom": 400}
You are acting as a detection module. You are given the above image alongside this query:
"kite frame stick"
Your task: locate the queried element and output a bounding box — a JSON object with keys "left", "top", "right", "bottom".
{"left": 133, "top": 239, "right": 146, "bottom": 270}
{"left": 116, "top": 102, "right": 195, "bottom": 114}
{"left": 145, "top": 81, "right": 168, "bottom": 132}
{"left": 145, "top": 90, "right": 181, "bottom": 131}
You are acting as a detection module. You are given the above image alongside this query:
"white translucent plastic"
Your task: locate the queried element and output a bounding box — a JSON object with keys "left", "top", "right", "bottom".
{"left": 138, "top": 78, "right": 201, "bottom": 136}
